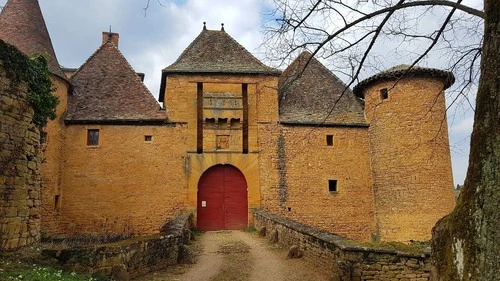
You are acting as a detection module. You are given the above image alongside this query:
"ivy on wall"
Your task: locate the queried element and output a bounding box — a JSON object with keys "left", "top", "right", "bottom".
{"left": 0, "top": 39, "right": 59, "bottom": 128}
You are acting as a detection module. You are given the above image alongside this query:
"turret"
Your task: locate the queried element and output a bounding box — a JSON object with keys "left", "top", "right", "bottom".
{"left": 0, "top": 0, "right": 71, "bottom": 236}
{"left": 353, "top": 65, "right": 456, "bottom": 242}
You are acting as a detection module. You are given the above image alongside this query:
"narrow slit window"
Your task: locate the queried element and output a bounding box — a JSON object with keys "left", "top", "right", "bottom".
{"left": 380, "top": 88, "right": 389, "bottom": 100}
{"left": 144, "top": 135, "right": 153, "bottom": 142}
{"left": 326, "top": 135, "right": 334, "bottom": 146}
{"left": 328, "top": 180, "right": 338, "bottom": 193}
{"left": 54, "top": 195, "right": 60, "bottom": 210}
{"left": 87, "top": 129, "right": 99, "bottom": 146}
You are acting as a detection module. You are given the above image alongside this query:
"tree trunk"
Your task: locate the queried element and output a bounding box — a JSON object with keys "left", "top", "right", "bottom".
{"left": 431, "top": 1, "right": 500, "bottom": 280}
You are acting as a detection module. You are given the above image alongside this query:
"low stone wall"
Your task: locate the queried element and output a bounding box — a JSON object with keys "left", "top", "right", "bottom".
{"left": 42, "top": 214, "right": 193, "bottom": 279}
{"left": 0, "top": 59, "right": 42, "bottom": 251}
{"left": 254, "top": 210, "right": 431, "bottom": 281}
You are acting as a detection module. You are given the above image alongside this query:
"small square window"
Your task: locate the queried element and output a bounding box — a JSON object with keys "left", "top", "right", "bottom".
{"left": 144, "top": 135, "right": 153, "bottom": 142}
{"left": 380, "top": 88, "right": 388, "bottom": 100}
{"left": 326, "top": 135, "right": 334, "bottom": 146}
{"left": 328, "top": 180, "right": 338, "bottom": 193}
{"left": 87, "top": 129, "right": 99, "bottom": 146}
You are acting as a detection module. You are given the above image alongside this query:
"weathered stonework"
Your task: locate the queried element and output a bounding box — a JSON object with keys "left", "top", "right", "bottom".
{"left": 0, "top": 60, "right": 42, "bottom": 250}
{"left": 363, "top": 78, "right": 456, "bottom": 242}
{"left": 0, "top": 0, "right": 457, "bottom": 244}
{"left": 43, "top": 214, "right": 193, "bottom": 279}
{"left": 254, "top": 210, "right": 432, "bottom": 281}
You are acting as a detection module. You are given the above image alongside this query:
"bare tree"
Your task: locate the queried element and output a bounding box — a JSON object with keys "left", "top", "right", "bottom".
{"left": 263, "top": 0, "right": 498, "bottom": 280}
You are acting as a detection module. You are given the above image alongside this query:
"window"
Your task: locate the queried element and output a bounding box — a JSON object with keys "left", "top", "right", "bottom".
{"left": 144, "top": 135, "right": 153, "bottom": 142}
{"left": 328, "top": 180, "right": 338, "bottom": 193}
{"left": 326, "top": 135, "right": 334, "bottom": 146}
{"left": 87, "top": 129, "right": 99, "bottom": 146}
{"left": 380, "top": 88, "right": 389, "bottom": 100}
{"left": 54, "top": 195, "right": 60, "bottom": 211}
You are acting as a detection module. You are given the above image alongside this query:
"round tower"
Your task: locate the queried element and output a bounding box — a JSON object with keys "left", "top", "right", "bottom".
{"left": 353, "top": 65, "right": 456, "bottom": 242}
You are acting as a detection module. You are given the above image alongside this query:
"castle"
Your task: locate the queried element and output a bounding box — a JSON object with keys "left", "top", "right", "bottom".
{"left": 0, "top": 0, "right": 456, "bottom": 245}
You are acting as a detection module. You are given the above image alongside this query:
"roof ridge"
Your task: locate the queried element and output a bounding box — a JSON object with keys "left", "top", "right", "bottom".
{"left": 163, "top": 28, "right": 280, "bottom": 75}
{"left": 220, "top": 29, "right": 275, "bottom": 70}
{"left": 298, "top": 51, "right": 352, "bottom": 92}
{"left": 279, "top": 51, "right": 366, "bottom": 125}
{"left": 167, "top": 28, "right": 207, "bottom": 67}
{"left": 70, "top": 41, "right": 110, "bottom": 81}
{"left": 67, "top": 37, "right": 165, "bottom": 121}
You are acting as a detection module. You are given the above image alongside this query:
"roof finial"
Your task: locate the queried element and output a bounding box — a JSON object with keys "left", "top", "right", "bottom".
{"left": 203, "top": 22, "right": 206, "bottom": 30}
{"left": 221, "top": 23, "right": 225, "bottom": 31}
{"left": 108, "top": 25, "right": 113, "bottom": 42}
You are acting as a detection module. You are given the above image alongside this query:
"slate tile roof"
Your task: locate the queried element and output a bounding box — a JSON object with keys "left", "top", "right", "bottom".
{"left": 163, "top": 27, "right": 281, "bottom": 75}
{"left": 65, "top": 37, "right": 166, "bottom": 122}
{"left": 353, "top": 64, "right": 455, "bottom": 98}
{"left": 0, "top": 0, "right": 64, "bottom": 77}
{"left": 279, "top": 51, "right": 366, "bottom": 126}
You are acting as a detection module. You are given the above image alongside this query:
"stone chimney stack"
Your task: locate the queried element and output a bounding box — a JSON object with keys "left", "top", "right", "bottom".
{"left": 102, "top": 32, "right": 119, "bottom": 47}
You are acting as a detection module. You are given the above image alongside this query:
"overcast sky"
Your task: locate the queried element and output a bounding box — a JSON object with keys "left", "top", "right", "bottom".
{"left": 0, "top": 0, "right": 479, "bottom": 186}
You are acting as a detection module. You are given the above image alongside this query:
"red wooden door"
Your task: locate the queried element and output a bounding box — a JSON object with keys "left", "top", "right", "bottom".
{"left": 197, "top": 165, "right": 248, "bottom": 231}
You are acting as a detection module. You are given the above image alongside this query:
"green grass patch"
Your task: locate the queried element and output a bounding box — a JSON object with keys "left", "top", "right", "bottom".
{"left": 244, "top": 226, "right": 257, "bottom": 233}
{"left": 347, "top": 239, "right": 431, "bottom": 255}
{"left": 0, "top": 261, "right": 107, "bottom": 281}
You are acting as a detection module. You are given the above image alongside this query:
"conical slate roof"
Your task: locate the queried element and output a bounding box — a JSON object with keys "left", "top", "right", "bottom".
{"left": 279, "top": 51, "right": 366, "bottom": 125}
{"left": 163, "top": 27, "right": 280, "bottom": 75}
{"left": 66, "top": 36, "right": 166, "bottom": 123}
{"left": 0, "top": 0, "right": 64, "bottom": 77}
{"left": 353, "top": 64, "right": 455, "bottom": 98}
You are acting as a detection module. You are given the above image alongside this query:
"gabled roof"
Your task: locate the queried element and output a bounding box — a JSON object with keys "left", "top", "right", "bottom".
{"left": 163, "top": 27, "right": 281, "bottom": 75}
{"left": 66, "top": 38, "right": 166, "bottom": 123}
{"left": 279, "top": 51, "right": 366, "bottom": 126}
{"left": 0, "top": 0, "right": 64, "bottom": 77}
{"left": 353, "top": 64, "right": 455, "bottom": 98}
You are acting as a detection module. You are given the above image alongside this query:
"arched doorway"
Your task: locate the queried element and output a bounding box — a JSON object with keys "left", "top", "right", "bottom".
{"left": 197, "top": 164, "right": 248, "bottom": 231}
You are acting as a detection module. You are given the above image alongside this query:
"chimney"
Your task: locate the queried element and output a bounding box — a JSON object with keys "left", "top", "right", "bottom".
{"left": 102, "top": 32, "right": 119, "bottom": 47}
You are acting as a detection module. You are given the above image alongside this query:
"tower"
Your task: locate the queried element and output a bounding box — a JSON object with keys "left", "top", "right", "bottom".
{"left": 353, "top": 65, "right": 456, "bottom": 242}
{"left": 0, "top": 0, "right": 71, "bottom": 236}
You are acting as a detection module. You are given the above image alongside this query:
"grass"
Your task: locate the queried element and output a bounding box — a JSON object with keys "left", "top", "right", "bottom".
{"left": 0, "top": 261, "right": 107, "bottom": 281}
{"left": 0, "top": 248, "right": 108, "bottom": 281}
{"left": 244, "top": 226, "right": 257, "bottom": 233}
{"left": 346, "top": 239, "right": 431, "bottom": 255}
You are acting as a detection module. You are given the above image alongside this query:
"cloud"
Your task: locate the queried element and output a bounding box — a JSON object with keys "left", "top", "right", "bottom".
{"left": 1, "top": 0, "right": 477, "bottom": 189}
{"left": 450, "top": 116, "right": 474, "bottom": 135}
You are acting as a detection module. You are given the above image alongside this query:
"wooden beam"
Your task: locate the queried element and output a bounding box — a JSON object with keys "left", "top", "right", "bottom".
{"left": 197, "top": 82, "right": 203, "bottom": 154}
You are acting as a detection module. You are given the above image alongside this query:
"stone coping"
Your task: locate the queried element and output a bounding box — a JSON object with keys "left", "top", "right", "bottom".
{"left": 253, "top": 209, "right": 429, "bottom": 258}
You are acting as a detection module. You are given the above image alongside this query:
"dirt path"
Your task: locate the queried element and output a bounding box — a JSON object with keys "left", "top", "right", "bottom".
{"left": 135, "top": 230, "right": 330, "bottom": 281}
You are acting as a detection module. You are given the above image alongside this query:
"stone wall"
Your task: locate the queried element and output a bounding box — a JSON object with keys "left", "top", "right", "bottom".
{"left": 43, "top": 214, "right": 193, "bottom": 279}
{"left": 364, "top": 78, "right": 455, "bottom": 242}
{"left": 257, "top": 124, "right": 374, "bottom": 241}
{"left": 254, "top": 210, "right": 431, "bottom": 281}
{"left": 274, "top": 125, "right": 375, "bottom": 241}
{"left": 40, "top": 76, "right": 69, "bottom": 235}
{"left": 0, "top": 60, "right": 42, "bottom": 250}
{"left": 46, "top": 123, "right": 188, "bottom": 236}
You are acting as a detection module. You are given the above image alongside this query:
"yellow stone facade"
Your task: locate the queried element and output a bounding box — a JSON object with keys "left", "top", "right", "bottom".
{"left": 37, "top": 70, "right": 457, "bottom": 243}
{"left": 33, "top": 36, "right": 454, "bottom": 243}
{"left": 363, "top": 77, "right": 456, "bottom": 241}
{"left": 40, "top": 76, "right": 70, "bottom": 235}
